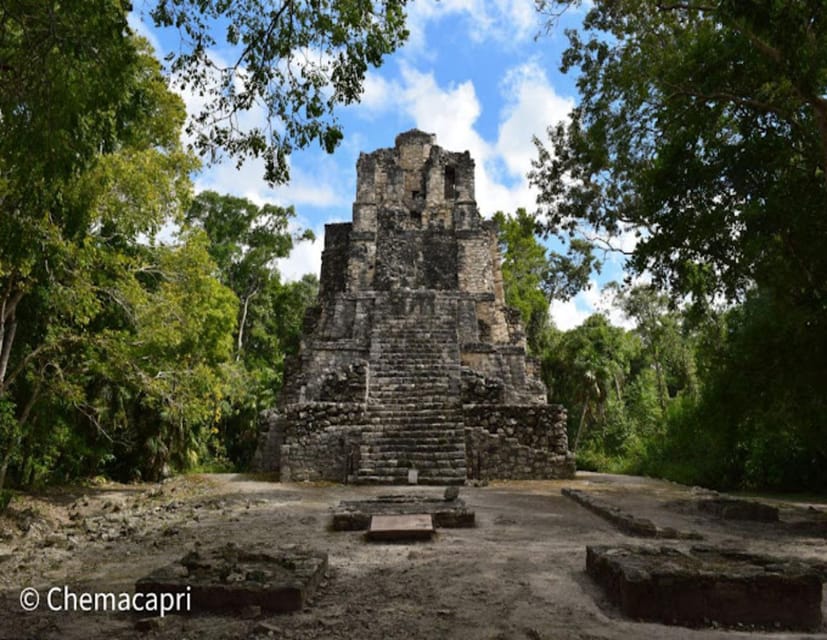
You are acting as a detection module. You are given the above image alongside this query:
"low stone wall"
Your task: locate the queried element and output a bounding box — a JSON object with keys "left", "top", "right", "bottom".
{"left": 259, "top": 403, "right": 367, "bottom": 482}
{"left": 586, "top": 545, "right": 822, "bottom": 630}
{"left": 562, "top": 488, "right": 702, "bottom": 539}
{"left": 463, "top": 405, "right": 575, "bottom": 480}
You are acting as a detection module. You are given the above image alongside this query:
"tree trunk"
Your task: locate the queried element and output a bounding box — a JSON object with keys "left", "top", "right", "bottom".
{"left": 573, "top": 400, "right": 590, "bottom": 452}
{"left": 236, "top": 288, "right": 259, "bottom": 361}
{"left": 0, "top": 378, "right": 41, "bottom": 492}
{"left": 0, "top": 286, "right": 23, "bottom": 390}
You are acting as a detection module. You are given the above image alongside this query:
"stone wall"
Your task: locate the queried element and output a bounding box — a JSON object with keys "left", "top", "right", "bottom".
{"left": 463, "top": 405, "right": 575, "bottom": 480}
{"left": 275, "top": 403, "right": 367, "bottom": 482}
{"left": 318, "top": 223, "right": 351, "bottom": 301}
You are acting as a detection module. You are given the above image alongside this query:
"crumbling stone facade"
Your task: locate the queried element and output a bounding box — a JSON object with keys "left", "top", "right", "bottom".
{"left": 254, "top": 130, "right": 575, "bottom": 483}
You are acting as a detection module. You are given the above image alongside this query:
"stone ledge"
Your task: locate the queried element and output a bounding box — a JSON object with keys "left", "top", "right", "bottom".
{"left": 332, "top": 495, "right": 475, "bottom": 531}
{"left": 586, "top": 544, "right": 822, "bottom": 630}
{"left": 697, "top": 496, "right": 779, "bottom": 522}
{"left": 562, "top": 488, "right": 702, "bottom": 539}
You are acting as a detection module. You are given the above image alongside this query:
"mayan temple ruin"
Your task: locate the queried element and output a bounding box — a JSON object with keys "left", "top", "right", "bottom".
{"left": 254, "top": 130, "right": 574, "bottom": 484}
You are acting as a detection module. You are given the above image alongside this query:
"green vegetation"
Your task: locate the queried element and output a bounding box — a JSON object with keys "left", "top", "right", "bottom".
{"left": 520, "top": 0, "right": 827, "bottom": 492}
{"left": 151, "top": 0, "right": 409, "bottom": 183}
{"left": 0, "top": 3, "right": 328, "bottom": 496}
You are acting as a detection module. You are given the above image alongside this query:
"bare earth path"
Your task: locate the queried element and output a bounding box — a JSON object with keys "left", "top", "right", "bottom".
{"left": 0, "top": 473, "right": 825, "bottom": 640}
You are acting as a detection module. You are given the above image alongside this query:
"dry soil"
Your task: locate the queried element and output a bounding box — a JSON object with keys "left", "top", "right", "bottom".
{"left": 0, "top": 472, "right": 825, "bottom": 640}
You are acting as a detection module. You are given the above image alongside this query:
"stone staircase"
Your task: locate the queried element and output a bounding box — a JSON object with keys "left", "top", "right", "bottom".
{"left": 355, "top": 296, "right": 466, "bottom": 484}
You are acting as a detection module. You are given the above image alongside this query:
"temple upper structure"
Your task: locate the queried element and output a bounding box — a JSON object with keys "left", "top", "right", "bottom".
{"left": 254, "top": 130, "right": 574, "bottom": 483}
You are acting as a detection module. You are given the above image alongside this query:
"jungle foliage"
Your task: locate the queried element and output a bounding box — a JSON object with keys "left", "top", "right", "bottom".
{"left": 522, "top": 0, "right": 827, "bottom": 492}
{"left": 0, "top": 2, "right": 322, "bottom": 494}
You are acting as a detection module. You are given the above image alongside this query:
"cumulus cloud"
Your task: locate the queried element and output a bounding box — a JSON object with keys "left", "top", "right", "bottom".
{"left": 496, "top": 61, "right": 573, "bottom": 178}
{"left": 275, "top": 227, "right": 325, "bottom": 283}
{"left": 549, "top": 280, "right": 636, "bottom": 331}
{"left": 403, "top": 0, "right": 540, "bottom": 59}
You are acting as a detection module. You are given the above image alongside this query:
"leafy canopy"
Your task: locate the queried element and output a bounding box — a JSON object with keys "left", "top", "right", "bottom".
{"left": 150, "top": 0, "right": 409, "bottom": 183}
{"left": 531, "top": 0, "right": 827, "bottom": 307}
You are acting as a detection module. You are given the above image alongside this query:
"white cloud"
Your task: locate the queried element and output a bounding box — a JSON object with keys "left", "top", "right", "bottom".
{"left": 496, "top": 61, "right": 574, "bottom": 179}
{"left": 128, "top": 12, "right": 164, "bottom": 56}
{"left": 403, "top": 0, "right": 540, "bottom": 59}
{"left": 193, "top": 155, "right": 347, "bottom": 210}
{"left": 549, "top": 296, "right": 592, "bottom": 331}
{"left": 359, "top": 62, "right": 572, "bottom": 217}
{"left": 549, "top": 280, "right": 636, "bottom": 331}
{"left": 275, "top": 231, "right": 324, "bottom": 282}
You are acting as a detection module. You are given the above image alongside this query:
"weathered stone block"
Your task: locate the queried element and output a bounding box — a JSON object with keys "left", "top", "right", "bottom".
{"left": 586, "top": 545, "right": 822, "bottom": 630}
{"left": 366, "top": 514, "right": 435, "bottom": 542}
{"left": 135, "top": 544, "right": 327, "bottom": 614}
{"left": 697, "top": 497, "right": 779, "bottom": 522}
{"left": 332, "top": 495, "right": 475, "bottom": 530}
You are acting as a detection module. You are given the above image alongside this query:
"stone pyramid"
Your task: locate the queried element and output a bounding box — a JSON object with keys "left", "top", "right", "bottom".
{"left": 254, "top": 130, "right": 574, "bottom": 483}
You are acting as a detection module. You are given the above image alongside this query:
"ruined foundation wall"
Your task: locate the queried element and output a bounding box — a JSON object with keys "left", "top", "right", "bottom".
{"left": 276, "top": 404, "right": 367, "bottom": 482}
{"left": 464, "top": 405, "right": 575, "bottom": 480}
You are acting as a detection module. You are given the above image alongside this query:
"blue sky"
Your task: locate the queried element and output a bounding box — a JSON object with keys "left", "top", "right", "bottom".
{"left": 131, "top": 0, "right": 633, "bottom": 329}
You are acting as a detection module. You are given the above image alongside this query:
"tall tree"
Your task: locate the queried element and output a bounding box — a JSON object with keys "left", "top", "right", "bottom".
{"left": 532, "top": 1, "right": 827, "bottom": 306}
{"left": 184, "top": 191, "right": 318, "bottom": 467}
{"left": 185, "top": 191, "right": 312, "bottom": 360}
{"left": 0, "top": 4, "right": 245, "bottom": 487}
{"left": 532, "top": 1, "right": 827, "bottom": 488}
{"left": 494, "top": 208, "right": 598, "bottom": 353}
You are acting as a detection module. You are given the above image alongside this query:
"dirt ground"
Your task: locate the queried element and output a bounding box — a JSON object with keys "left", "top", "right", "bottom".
{"left": 0, "top": 472, "right": 825, "bottom": 640}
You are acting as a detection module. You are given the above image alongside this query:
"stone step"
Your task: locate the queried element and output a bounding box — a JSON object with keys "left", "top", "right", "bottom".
{"left": 366, "top": 407, "right": 460, "bottom": 415}
{"left": 371, "top": 360, "right": 460, "bottom": 364}
{"left": 373, "top": 356, "right": 460, "bottom": 360}
{"left": 373, "top": 334, "right": 457, "bottom": 340}
{"left": 372, "top": 360, "right": 457, "bottom": 365}
{"left": 368, "top": 392, "right": 458, "bottom": 400}
{"left": 375, "top": 321, "right": 457, "bottom": 329}
{"left": 367, "top": 403, "right": 461, "bottom": 412}
{"left": 353, "top": 474, "right": 466, "bottom": 486}
{"left": 360, "top": 453, "right": 466, "bottom": 464}
{"left": 360, "top": 436, "right": 466, "bottom": 446}
{"left": 356, "top": 464, "right": 467, "bottom": 476}
{"left": 363, "top": 417, "right": 464, "bottom": 425}
{"left": 369, "top": 371, "right": 458, "bottom": 379}
{"left": 365, "top": 417, "right": 463, "bottom": 425}
{"left": 357, "top": 466, "right": 466, "bottom": 478}
{"left": 365, "top": 424, "right": 464, "bottom": 431}
{"left": 369, "top": 381, "right": 453, "bottom": 389}
{"left": 362, "top": 426, "right": 464, "bottom": 435}
{"left": 361, "top": 440, "right": 465, "bottom": 449}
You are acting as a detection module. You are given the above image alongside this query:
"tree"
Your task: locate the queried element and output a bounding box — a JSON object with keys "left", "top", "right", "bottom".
{"left": 185, "top": 191, "right": 312, "bottom": 360}
{"left": 149, "top": 0, "right": 409, "bottom": 183}
{"left": 544, "top": 314, "right": 635, "bottom": 452}
{"left": 0, "top": 6, "right": 200, "bottom": 488}
{"left": 494, "top": 208, "right": 599, "bottom": 353}
{"left": 185, "top": 191, "right": 318, "bottom": 467}
{"left": 617, "top": 285, "right": 696, "bottom": 414}
{"left": 531, "top": 0, "right": 827, "bottom": 489}
{"left": 532, "top": 1, "right": 827, "bottom": 306}
{"left": 493, "top": 210, "right": 553, "bottom": 353}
